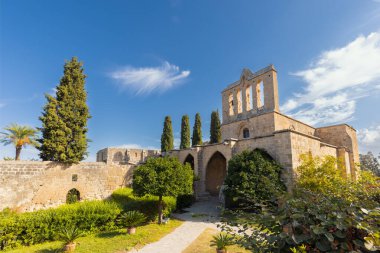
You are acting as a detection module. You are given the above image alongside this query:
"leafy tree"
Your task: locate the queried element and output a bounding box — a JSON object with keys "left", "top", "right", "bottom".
{"left": 223, "top": 149, "right": 286, "bottom": 209}
{"left": 221, "top": 154, "right": 380, "bottom": 252}
{"left": 360, "top": 151, "right": 380, "bottom": 176}
{"left": 132, "top": 156, "right": 193, "bottom": 224}
{"left": 210, "top": 110, "right": 221, "bottom": 144}
{"left": 161, "top": 116, "right": 174, "bottom": 152}
{"left": 0, "top": 124, "right": 38, "bottom": 160}
{"left": 38, "top": 57, "right": 90, "bottom": 163}
{"left": 180, "top": 115, "right": 190, "bottom": 149}
{"left": 191, "top": 113, "right": 202, "bottom": 146}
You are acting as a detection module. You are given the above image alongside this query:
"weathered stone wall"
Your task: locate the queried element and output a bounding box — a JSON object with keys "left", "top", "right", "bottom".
{"left": 0, "top": 161, "right": 134, "bottom": 212}
{"left": 97, "top": 147, "right": 160, "bottom": 165}
{"left": 315, "top": 124, "right": 359, "bottom": 178}
{"left": 221, "top": 112, "right": 276, "bottom": 140}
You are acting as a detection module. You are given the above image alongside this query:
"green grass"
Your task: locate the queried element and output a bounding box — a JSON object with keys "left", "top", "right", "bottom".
{"left": 5, "top": 220, "right": 183, "bottom": 253}
{"left": 182, "top": 228, "right": 250, "bottom": 253}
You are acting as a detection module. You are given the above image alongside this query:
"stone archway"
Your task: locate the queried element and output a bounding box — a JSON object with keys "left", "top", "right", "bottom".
{"left": 183, "top": 154, "right": 195, "bottom": 170}
{"left": 66, "top": 188, "right": 80, "bottom": 204}
{"left": 206, "top": 152, "right": 227, "bottom": 196}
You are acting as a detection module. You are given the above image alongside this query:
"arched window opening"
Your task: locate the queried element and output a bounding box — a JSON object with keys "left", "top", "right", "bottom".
{"left": 113, "top": 152, "right": 123, "bottom": 162}
{"left": 184, "top": 154, "right": 195, "bottom": 170}
{"left": 256, "top": 81, "right": 264, "bottom": 108}
{"left": 245, "top": 85, "right": 251, "bottom": 111}
{"left": 243, "top": 128, "right": 250, "bottom": 138}
{"left": 228, "top": 93, "right": 234, "bottom": 116}
{"left": 66, "top": 188, "right": 80, "bottom": 204}
{"left": 237, "top": 89, "right": 242, "bottom": 114}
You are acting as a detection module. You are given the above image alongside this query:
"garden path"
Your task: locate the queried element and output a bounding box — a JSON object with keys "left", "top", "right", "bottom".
{"left": 129, "top": 197, "right": 221, "bottom": 253}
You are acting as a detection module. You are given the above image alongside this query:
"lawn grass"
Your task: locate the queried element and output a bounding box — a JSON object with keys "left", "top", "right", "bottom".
{"left": 5, "top": 220, "right": 182, "bottom": 253}
{"left": 182, "top": 228, "right": 250, "bottom": 253}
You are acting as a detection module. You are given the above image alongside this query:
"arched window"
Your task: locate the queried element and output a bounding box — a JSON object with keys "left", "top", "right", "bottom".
{"left": 228, "top": 93, "right": 234, "bottom": 116}
{"left": 243, "top": 128, "right": 250, "bottom": 138}
{"left": 66, "top": 188, "right": 80, "bottom": 204}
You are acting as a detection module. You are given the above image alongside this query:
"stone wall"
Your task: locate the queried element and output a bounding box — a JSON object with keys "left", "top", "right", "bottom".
{"left": 0, "top": 161, "right": 134, "bottom": 212}
{"left": 97, "top": 147, "right": 160, "bottom": 165}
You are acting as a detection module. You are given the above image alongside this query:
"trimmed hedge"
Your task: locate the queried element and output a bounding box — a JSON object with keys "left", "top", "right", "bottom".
{"left": 0, "top": 201, "right": 121, "bottom": 250}
{"left": 0, "top": 187, "right": 178, "bottom": 250}
{"left": 111, "top": 188, "right": 176, "bottom": 221}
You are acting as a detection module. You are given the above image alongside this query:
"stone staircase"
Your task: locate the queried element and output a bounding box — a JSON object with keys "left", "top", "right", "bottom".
{"left": 197, "top": 191, "right": 211, "bottom": 201}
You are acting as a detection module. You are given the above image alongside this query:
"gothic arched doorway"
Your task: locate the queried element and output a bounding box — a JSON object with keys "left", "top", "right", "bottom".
{"left": 206, "top": 152, "right": 227, "bottom": 196}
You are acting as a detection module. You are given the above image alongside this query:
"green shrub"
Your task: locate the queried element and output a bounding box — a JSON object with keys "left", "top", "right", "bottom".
{"left": 111, "top": 187, "right": 176, "bottom": 221}
{"left": 223, "top": 149, "right": 286, "bottom": 209}
{"left": 0, "top": 201, "right": 121, "bottom": 250}
{"left": 176, "top": 194, "right": 195, "bottom": 210}
{"left": 221, "top": 155, "right": 380, "bottom": 252}
{"left": 118, "top": 211, "right": 146, "bottom": 228}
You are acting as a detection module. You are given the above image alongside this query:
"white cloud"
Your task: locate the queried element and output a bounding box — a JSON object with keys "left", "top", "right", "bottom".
{"left": 110, "top": 61, "right": 190, "bottom": 95}
{"left": 358, "top": 125, "right": 380, "bottom": 154}
{"left": 282, "top": 32, "right": 380, "bottom": 125}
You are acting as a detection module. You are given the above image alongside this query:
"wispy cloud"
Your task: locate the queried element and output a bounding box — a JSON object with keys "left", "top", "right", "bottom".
{"left": 282, "top": 32, "right": 380, "bottom": 125}
{"left": 110, "top": 61, "right": 190, "bottom": 95}
{"left": 358, "top": 125, "right": 380, "bottom": 154}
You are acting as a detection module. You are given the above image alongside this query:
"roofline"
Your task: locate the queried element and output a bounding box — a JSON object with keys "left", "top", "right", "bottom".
{"left": 221, "top": 64, "right": 276, "bottom": 93}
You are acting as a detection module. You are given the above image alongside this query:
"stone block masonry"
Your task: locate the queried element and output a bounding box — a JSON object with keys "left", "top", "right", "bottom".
{"left": 0, "top": 161, "right": 135, "bottom": 212}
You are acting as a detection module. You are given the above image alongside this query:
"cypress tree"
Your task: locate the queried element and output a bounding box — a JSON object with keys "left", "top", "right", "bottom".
{"left": 192, "top": 113, "right": 202, "bottom": 146}
{"left": 38, "top": 57, "right": 90, "bottom": 163}
{"left": 180, "top": 115, "right": 191, "bottom": 149}
{"left": 210, "top": 110, "right": 222, "bottom": 144}
{"left": 161, "top": 116, "right": 174, "bottom": 152}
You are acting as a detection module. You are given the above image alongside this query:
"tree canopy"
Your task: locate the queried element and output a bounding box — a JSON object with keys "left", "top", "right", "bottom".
{"left": 132, "top": 156, "right": 193, "bottom": 223}
{"left": 161, "top": 116, "right": 174, "bottom": 152}
{"left": 192, "top": 113, "right": 202, "bottom": 146}
{"left": 38, "top": 57, "right": 90, "bottom": 163}
{"left": 223, "top": 149, "right": 286, "bottom": 209}
{"left": 360, "top": 151, "right": 380, "bottom": 176}
{"left": 0, "top": 124, "right": 38, "bottom": 160}
{"left": 180, "top": 115, "right": 190, "bottom": 149}
{"left": 209, "top": 110, "right": 221, "bottom": 144}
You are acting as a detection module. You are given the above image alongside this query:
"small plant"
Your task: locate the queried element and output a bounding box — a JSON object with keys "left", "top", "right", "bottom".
{"left": 57, "top": 226, "right": 84, "bottom": 252}
{"left": 119, "top": 211, "right": 146, "bottom": 234}
{"left": 210, "top": 233, "right": 233, "bottom": 253}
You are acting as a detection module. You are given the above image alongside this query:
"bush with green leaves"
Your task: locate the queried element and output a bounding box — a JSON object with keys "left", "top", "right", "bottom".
{"left": 57, "top": 226, "right": 84, "bottom": 244}
{"left": 210, "top": 233, "right": 234, "bottom": 250}
{"left": 221, "top": 154, "right": 380, "bottom": 252}
{"left": 132, "top": 156, "right": 193, "bottom": 223}
{"left": 118, "top": 211, "right": 146, "bottom": 228}
{"left": 0, "top": 201, "right": 121, "bottom": 250}
{"left": 176, "top": 194, "right": 195, "bottom": 211}
{"left": 111, "top": 187, "right": 176, "bottom": 221}
{"left": 223, "top": 149, "right": 286, "bottom": 209}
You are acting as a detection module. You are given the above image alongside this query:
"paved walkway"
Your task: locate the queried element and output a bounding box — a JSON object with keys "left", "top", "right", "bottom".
{"left": 129, "top": 197, "right": 222, "bottom": 253}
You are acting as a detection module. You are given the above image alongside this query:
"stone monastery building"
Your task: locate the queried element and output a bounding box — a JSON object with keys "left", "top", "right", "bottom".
{"left": 0, "top": 64, "right": 359, "bottom": 211}
{"left": 99, "top": 65, "right": 359, "bottom": 198}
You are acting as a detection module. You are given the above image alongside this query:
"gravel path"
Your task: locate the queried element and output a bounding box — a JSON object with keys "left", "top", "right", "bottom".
{"left": 129, "top": 197, "right": 221, "bottom": 253}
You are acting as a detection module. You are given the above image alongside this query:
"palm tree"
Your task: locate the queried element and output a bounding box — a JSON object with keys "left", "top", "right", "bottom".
{"left": 0, "top": 124, "right": 38, "bottom": 160}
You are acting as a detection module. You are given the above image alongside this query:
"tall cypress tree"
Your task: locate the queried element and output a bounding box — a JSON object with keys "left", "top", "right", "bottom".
{"left": 161, "top": 116, "right": 174, "bottom": 152}
{"left": 180, "top": 115, "right": 190, "bottom": 149}
{"left": 38, "top": 57, "right": 90, "bottom": 163}
{"left": 210, "top": 110, "right": 222, "bottom": 144}
{"left": 192, "top": 113, "right": 202, "bottom": 146}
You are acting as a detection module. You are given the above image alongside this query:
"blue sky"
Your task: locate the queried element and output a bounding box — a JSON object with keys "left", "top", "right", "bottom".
{"left": 1, "top": 0, "right": 380, "bottom": 161}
